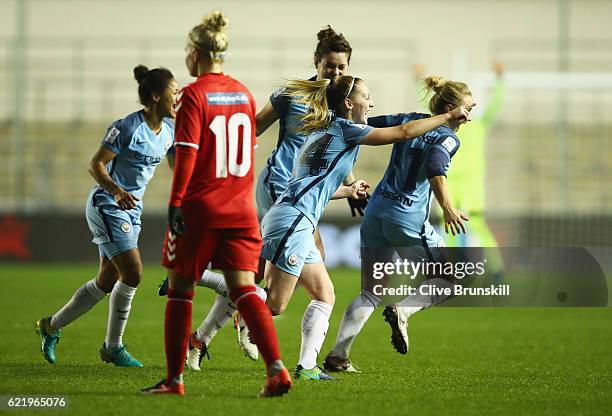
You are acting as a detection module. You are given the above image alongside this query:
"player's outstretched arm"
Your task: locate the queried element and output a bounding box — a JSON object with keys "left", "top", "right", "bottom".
{"left": 88, "top": 145, "right": 138, "bottom": 210}
{"left": 255, "top": 101, "right": 280, "bottom": 136}
{"left": 360, "top": 105, "right": 473, "bottom": 146}
{"left": 429, "top": 175, "right": 469, "bottom": 236}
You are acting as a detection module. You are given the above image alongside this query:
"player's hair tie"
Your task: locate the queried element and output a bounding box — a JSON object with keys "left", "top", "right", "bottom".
{"left": 343, "top": 76, "right": 356, "bottom": 101}
{"left": 213, "top": 51, "right": 231, "bottom": 61}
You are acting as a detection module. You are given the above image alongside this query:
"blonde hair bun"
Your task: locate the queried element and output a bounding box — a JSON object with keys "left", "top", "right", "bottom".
{"left": 423, "top": 76, "right": 446, "bottom": 93}
{"left": 202, "top": 11, "right": 228, "bottom": 33}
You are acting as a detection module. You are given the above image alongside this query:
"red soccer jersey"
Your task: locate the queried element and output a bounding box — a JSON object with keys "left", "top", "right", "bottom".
{"left": 170, "top": 73, "right": 259, "bottom": 228}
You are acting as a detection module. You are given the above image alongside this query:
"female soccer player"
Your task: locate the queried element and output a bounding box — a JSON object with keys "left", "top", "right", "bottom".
{"left": 324, "top": 76, "right": 474, "bottom": 372}
{"left": 141, "top": 11, "right": 292, "bottom": 397}
{"left": 262, "top": 75, "right": 472, "bottom": 380}
{"left": 35, "top": 65, "right": 179, "bottom": 367}
{"left": 183, "top": 26, "right": 356, "bottom": 370}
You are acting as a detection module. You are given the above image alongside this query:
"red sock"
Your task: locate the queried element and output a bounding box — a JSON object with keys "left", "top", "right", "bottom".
{"left": 230, "top": 285, "right": 281, "bottom": 372}
{"left": 165, "top": 288, "right": 194, "bottom": 385}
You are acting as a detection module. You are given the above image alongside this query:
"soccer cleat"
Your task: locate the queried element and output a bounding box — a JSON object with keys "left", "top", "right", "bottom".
{"left": 323, "top": 354, "right": 361, "bottom": 373}
{"left": 186, "top": 332, "right": 210, "bottom": 371}
{"left": 294, "top": 364, "right": 335, "bottom": 381}
{"left": 235, "top": 316, "right": 258, "bottom": 361}
{"left": 35, "top": 317, "right": 61, "bottom": 364}
{"left": 100, "top": 343, "right": 144, "bottom": 367}
{"left": 260, "top": 367, "right": 293, "bottom": 397}
{"left": 141, "top": 380, "right": 185, "bottom": 396}
{"left": 383, "top": 304, "right": 409, "bottom": 355}
{"left": 158, "top": 277, "right": 169, "bottom": 296}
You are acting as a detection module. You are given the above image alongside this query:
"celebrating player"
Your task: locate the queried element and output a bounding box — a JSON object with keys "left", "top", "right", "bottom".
{"left": 182, "top": 26, "right": 355, "bottom": 370}
{"left": 324, "top": 77, "right": 474, "bottom": 372}
{"left": 262, "top": 75, "right": 472, "bottom": 380}
{"left": 35, "top": 66, "right": 179, "bottom": 367}
{"left": 141, "top": 11, "right": 292, "bottom": 397}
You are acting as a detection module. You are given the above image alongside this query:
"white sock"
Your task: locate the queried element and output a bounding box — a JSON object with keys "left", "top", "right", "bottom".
{"left": 50, "top": 278, "right": 106, "bottom": 329}
{"left": 396, "top": 277, "right": 452, "bottom": 316}
{"left": 105, "top": 281, "right": 137, "bottom": 349}
{"left": 195, "top": 294, "right": 236, "bottom": 345}
{"left": 329, "top": 291, "right": 380, "bottom": 360}
{"left": 194, "top": 286, "right": 267, "bottom": 345}
{"left": 298, "top": 300, "right": 333, "bottom": 370}
{"left": 197, "top": 269, "right": 227, "bottom": 296}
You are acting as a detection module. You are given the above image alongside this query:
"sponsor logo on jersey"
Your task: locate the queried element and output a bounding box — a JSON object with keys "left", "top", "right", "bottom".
{"left": 381, "top": 189, "right": 414, "bottom": 206}
{"left": 206, "top": 92, "right": 249, "bottom": 105}
{"left": 135, "top": 153, "right": 165, "bottom": 166}
{"left": 288, "top": 254, "right": 299, "bottom": 266}
{"left": 104, "top": 127, "right": 120, "bottom": 144}
{"left": 441, "top": 137, "right": 457, "bottom": 152}
{"left": 121, "top": 222, "right": 131, "bottom": 233}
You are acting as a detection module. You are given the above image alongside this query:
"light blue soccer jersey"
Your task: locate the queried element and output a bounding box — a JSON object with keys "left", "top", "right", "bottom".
{"left": 276, "top": 117, "right": 373, "bottom": 226}
{"left": 258, "top": 86, "right": 310, "bottom": 202}
{"left": 91, "top": 110, "right": 174, "bottom": 219}
{"left": 367, "top": 113, "right": 460, "bottom": 236}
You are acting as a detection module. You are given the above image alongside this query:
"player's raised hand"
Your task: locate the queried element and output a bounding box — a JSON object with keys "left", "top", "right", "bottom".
{"left": 492, "top": 60, "right": 504, "bottom": 77}
{"left": 113, "top": 188, "right": 139, "bottom": 210}
{"left": 413, "top": 63, "right": 425, "bottom": 81}
{"left": 168, "top": 205, "right": 186, "bottom": 236}
{"left": 443, "top": 207, "right": 469, "bottom": 236}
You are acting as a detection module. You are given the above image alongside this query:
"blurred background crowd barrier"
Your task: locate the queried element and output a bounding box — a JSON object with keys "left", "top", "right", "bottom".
{"left": 1, "top": 0, "right": 611, "bottom": 263}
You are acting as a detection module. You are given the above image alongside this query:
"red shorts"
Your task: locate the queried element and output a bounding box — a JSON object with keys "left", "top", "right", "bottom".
{"left": 161, "top": 225, "right": 262, "bottom": 282}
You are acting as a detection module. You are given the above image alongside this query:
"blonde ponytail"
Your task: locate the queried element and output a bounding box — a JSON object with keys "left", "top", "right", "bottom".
{"left": 285, "top": 79, "right": 332, "bottom": 135}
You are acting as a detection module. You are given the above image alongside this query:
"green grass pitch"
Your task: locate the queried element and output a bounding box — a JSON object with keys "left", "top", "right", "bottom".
{"left": 1, "top": 264, "right": 610, "bottom": 415}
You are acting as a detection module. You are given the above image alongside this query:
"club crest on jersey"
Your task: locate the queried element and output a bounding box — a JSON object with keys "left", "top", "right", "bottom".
{"left": 288, "top": 254, "right": 299, "bottom": 266}
{"left": 441, "top": 137, "right": 457, "bottom": 152}
{"left": 104, "top": 127, "right": 120, "bottom": 144}
{"left": 121, "top": 222, "right": 131, "bottom": 233}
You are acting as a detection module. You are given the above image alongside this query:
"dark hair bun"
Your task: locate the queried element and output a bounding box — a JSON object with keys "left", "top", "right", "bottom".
{"left": 133, "top": 65, "right": 150, "bottom": 83}
{"left": 317, "top": 25, "right": 337, "bottom": 42}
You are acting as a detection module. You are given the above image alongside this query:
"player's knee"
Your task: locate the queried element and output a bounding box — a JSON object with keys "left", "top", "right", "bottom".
{"left": 120, "top": 266, "right": 143, "bottom": 287}
{"left": 310, "top": 284, "right": 335, "bottom": 305}
{"left": 267, "top": 300, "right": 287, "bottom": 316}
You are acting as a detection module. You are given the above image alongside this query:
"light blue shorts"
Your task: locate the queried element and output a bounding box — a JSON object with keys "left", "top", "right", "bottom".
{"left": 85, "top": 194, "right": 141, "bottom": 259}
{"left": 260, "top": 204, "right": 323, "bottom": 277}
{"left": 255, "top": 173, "right": 279, "bottom": 219}
{"left": 360, "top": 214, "right": 444, "bottom": 260}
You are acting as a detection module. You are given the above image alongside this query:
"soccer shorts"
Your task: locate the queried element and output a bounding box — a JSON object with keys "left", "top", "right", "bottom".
{"left": 162, "top": 224, "right": 262, "bottom": 281}
{"left": 260, "top": 204, "right": 323, "bottom": 278}
{"left": 85, "top": 197, "right": 141, "bottom": 259}
{"left": 360, "top": 214, "right": 444, "bottom": 260}
{"left": 255, "top": 172, "right": 279, "bottom": 219}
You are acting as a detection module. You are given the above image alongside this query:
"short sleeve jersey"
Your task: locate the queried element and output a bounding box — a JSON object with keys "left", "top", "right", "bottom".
{"left": 93, "top": 110, "right": 174, "bottom": 218}
{"left": 259, "top": 86, "right": 310, "bottom": 201}
{"left": 173, "top": 72, "right": 258, "bottom": 228}
{"left": 367, "top": 112, "right": 461, "bottom": 233}
{"left": 277, "top": 118, "right": 373, "bottom": 226}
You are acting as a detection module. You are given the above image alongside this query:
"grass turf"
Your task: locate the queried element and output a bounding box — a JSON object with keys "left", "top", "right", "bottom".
{"left": 0, "top": 264, "right": 610, "bottom": 415}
